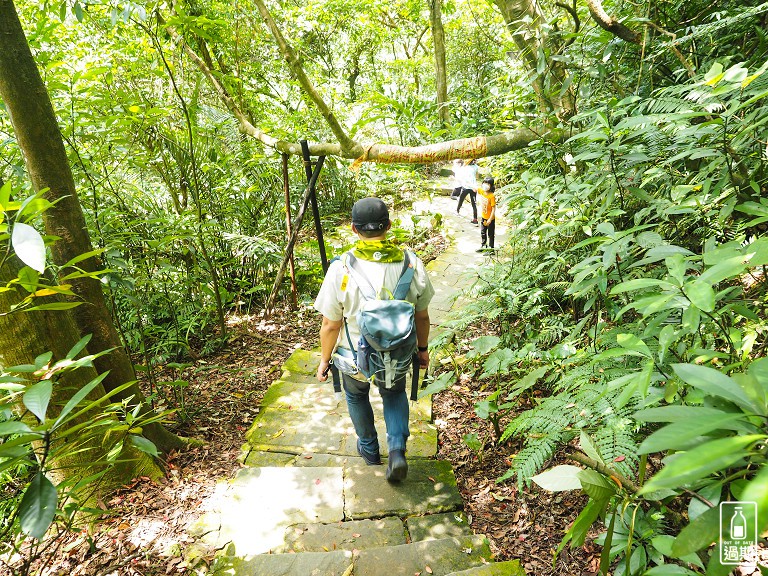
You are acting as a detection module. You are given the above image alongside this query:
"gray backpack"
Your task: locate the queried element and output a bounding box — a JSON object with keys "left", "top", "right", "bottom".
{"left": 339, "top": 251, "right": 421, "bottom": 400}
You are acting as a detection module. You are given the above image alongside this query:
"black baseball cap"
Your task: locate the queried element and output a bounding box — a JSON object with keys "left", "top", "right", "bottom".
{"left": 352, "top": 197, "right": 390, "bottom": 231}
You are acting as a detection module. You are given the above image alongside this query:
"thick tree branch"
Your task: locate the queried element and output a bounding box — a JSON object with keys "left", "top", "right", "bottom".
{"left": 251, "top": 0, "right": 363, "bottom": 157}
{"left": 568, "top": 451, "right": 640, "bottom": 493}
{"left": 169, "top": 6, "right": 558, "bottom": 164}
{"left": 586, "top": 0, "right": 641, "bottom": 44}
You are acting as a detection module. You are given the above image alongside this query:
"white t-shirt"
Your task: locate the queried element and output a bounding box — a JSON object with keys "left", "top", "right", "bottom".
{"left": 461, "top": 163, "right": 478, "bottom": 189}
{"left": 314, "top": 252, "right": 435, "bottom": 351}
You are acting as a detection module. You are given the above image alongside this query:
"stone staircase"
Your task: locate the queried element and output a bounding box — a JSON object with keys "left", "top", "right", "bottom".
{"left": 186, "top": 197, "right": 521, "bottom": 575}
{"left": 188, "top": 349, "right": 523, "bottom": 575}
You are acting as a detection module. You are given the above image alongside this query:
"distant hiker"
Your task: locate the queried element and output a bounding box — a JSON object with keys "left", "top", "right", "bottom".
{"left": 477, "top": 176, "right": 496, "bottom": 252}
{"left": 456, "top": 159, "right": 479, "bottom": 224}
{"left": 450, "top": 159, "right": 463, "bottom": 199}
{"left": 315, "top": 198, "right": 434, "bottom": 482}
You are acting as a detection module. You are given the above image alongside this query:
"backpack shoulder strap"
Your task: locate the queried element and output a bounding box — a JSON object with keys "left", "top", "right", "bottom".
{"left": 393, "top": 251, "right": 415, "bottom": 301}
{"left": 344, "top": 252, "right": 377, "bottom": 301}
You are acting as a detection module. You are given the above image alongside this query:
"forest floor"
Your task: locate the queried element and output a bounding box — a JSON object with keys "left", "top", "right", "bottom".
{"left": 7, "top": 226, "right": 598, "bottom": 576}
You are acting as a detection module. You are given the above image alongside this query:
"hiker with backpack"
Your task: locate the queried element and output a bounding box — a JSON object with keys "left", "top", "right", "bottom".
{"left": 315, "top": 197, "right": 435, "bottom": 482}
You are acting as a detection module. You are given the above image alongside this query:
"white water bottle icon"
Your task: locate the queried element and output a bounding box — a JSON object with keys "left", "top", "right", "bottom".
{"left": 730, "top": 507, "right": 747, "bottom": 540}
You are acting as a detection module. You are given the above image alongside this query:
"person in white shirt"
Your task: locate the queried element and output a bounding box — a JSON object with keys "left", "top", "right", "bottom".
{"left": 456, "top": 159, "right": 478, "bottom": 224}
{"left": 315, "top": 198, "right": 435, "bottom": 482}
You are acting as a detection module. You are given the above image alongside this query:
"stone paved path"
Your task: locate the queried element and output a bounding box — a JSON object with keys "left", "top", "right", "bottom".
{"left": 186, "top": 193, "right": 524, "bottom": 575}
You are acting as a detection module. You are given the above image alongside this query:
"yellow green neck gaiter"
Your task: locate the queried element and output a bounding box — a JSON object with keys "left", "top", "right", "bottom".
{"left": 352, "top": 239, "right": 404, "bottom": 263}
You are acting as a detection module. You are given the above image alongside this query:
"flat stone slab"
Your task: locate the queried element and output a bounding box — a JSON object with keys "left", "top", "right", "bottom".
{"left": 245, "top": 407, "right": 347, "bottom": 453}
{"left": 193, "top": 467, "right": 344, "bottom": 555}
{"left": 446, "top": 561, "right": 527, "bottom": 575}
{"left": 279, "top": 517, "right": 406, "bottom": 552}
{"left": 352, "top": 535, "right": 492, "bottom": 576}
{"left": 344, "top": 459, "right": 463, "bottom": 520}
{"left": 407, "top": 511, "right": 473, "bottom": 542}
{"left": 212, "top": 548, "right": 353, "bottom": 576}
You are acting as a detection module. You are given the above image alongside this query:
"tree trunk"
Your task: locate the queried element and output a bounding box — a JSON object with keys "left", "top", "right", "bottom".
{"left": 429, "top": 0, "right": 450, "bottom": 126}
{"left": 0, "top": 0, "right": 183, "bottom": 453}
{"left": 0, "top": 255, "right": 162, "bottom": 494}
{"left": 493, "top": 0, "right": 576, "bottom": 118}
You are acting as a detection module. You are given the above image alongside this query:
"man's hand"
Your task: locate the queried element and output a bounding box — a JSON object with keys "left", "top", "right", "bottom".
{"left": 417, "top": 350, "right": 429, "bottom": 368}
{"left": 317, "top": 359, "right": 331, "bottom": 381}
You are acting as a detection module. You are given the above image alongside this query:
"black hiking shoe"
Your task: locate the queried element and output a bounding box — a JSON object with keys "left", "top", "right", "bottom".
{"left": 357, "top": 440, "right": 382, "bottom": 466}
{"left": 386, "top": 449, "right": 408, "bottom": 482}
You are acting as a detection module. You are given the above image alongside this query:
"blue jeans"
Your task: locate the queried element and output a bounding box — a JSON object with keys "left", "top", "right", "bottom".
{"left": 342, "top": 374, "right": 410, "bottom": 454}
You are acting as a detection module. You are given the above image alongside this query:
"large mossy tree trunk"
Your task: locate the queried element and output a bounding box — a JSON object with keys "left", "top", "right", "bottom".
{"left": 0, "top": 256, "right": 162, "bottom": 494}
{"left": 0, "top": 0, "right": 183, "bottom": 452}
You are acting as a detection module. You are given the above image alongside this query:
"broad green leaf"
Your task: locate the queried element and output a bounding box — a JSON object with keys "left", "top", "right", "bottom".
{"left": 616, "top": 333, "right": 651, "bottom": 357}
{"left": 652, "top": 535, "right": 705, "bottom": 568}
{"left": 11, "top": 222, "right": 46, "bottom": 272}
{"left": 672, "top": 364, "right": 760, "bottom": 414}
{"left": 19, "top": 473, "right": 57, "bottom": 540}
{"left": 637, "top": 413, "right": 748, "bottom": 454}
{"left": 506, "top": 366, "right": 548, "bottom": 400}
{"left": 610, "top": 278, "right": 674, "bottom": 294}
{"left": 665, "top": 253, "right": 687, "bottom": 286}
{"left": 635, "top": 405, "right": 739, "bottom": 423}
{"left": 418, "top": 372, "right": 455, "bottom": 399}
{"left": 579, "top": 430, "right": 604, "bottom": 464}
{"left": 697, "top": 255, "right": 748, "bottom": 285}
{"left": 482, "top": 348, "right": 516, "bottom": 376}
{"left": 616, "top": 361, "right": 653, "bottom": 408}
{"left": 684, "top": 279, "right": 715, "bottom": 312}
{"left": 556, "top": 498, "right": 603, "bottom": 556}
{"left": 577, "top": 469, "right": 616, "bottom": 501}
{"left": 640, "top": 435, "right": 764, "bottom": 493}
{"left": 130, "top": 435, "right": 159, "bottom": 457}
{"left": 23, "top": 380, "right": 53, "bottom": 422}
{"left": 531, "top": 465, "right": 583, "bottom": 491}
{"left": 469, "top": 336, "right": 500, "bottom": 356}
{"left": 0, "top": 421, "right": 33, "bottom": 436}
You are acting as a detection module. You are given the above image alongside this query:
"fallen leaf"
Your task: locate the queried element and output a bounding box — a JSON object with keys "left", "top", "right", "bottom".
{"left": 352, "top": 533, "right": 361, "bottom": 538}
{"left": 614, "top": 455, "right": 626, "bottom": 462}
{"left": 428, "top": 476, "right": 436, "bottom": 483}
{"left": 425, "top": 566, "right": 433, "bottom": 574}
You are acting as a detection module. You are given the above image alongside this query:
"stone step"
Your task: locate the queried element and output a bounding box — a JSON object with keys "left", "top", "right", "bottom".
{"left": 189, "top": 460, "right": 464, "bottom": 555}
{"left": 445, "top": 561, "right": 527, "bottom": 575}
{"left": 279, "top": 517, "right": 406, "bottom": 553}
{"left": 352, "top": 535, "right": 492, "bottom": 576}
{"left": 278, "top": 511, "right": 475, "bottom": 554}
{"left": 212, "top": 535, "right": 492, "bottom": 576}
{"left": 406, "top": 511, "right": 473, "bottom": 542}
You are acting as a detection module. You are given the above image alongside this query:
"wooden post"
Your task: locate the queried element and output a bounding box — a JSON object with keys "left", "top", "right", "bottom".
{"left": 264, "top": 156, "right": 326, "bottom": 314}
{"left": 300, "top": 140, "right": 329, "bottom": 273}
{"left": 282, "top": 152, "right": 298, "bottom": 308}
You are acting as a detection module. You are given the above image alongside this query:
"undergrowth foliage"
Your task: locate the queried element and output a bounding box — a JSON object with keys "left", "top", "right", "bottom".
{"left": 449, "top": 61, "right": 768, "bottom": 575}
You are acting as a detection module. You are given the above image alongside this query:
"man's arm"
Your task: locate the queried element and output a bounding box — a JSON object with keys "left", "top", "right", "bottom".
{"left": 317, "top": 315, "right": 343, "bottom": 381}
{"left": 415, "top": 308, "right": 430, "bottom": 368}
